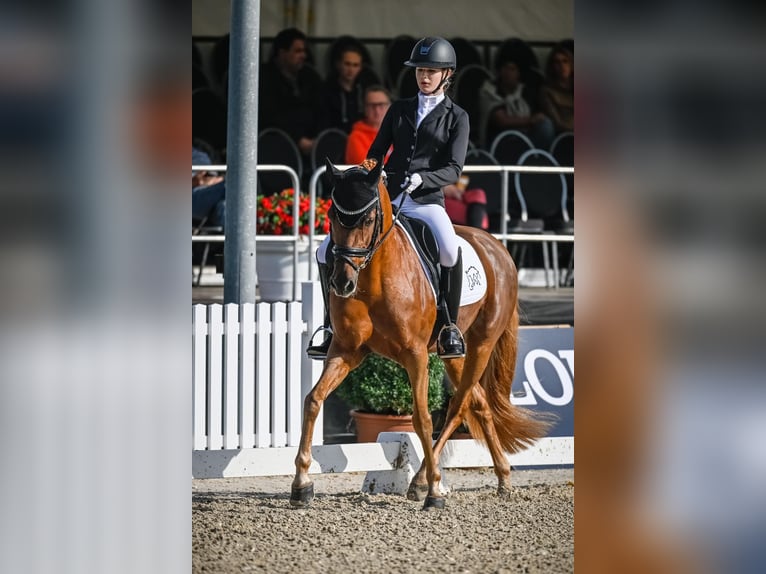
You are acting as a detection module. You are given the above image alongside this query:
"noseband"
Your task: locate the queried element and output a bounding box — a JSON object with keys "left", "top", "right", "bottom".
{"left": 331, "top": 192, "right": 404, "bottom": 273}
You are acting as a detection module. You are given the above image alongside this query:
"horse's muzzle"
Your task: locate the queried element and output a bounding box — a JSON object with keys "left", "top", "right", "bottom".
{"left": 330, "top": 265, "right": 358, "bottom": 298}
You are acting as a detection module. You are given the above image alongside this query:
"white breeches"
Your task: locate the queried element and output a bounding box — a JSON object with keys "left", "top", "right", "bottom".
{"left": 316, "top": 195, "right": 460, "bottom": 267}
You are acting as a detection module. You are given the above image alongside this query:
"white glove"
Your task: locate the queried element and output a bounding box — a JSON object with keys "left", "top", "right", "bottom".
{"left": 400, "top": 173, "right": 422, "bottom": 194}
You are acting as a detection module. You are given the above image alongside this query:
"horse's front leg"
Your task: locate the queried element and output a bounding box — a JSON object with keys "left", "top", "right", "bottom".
{"left": 290, "top": 352, "right": 363, "bottom": 507}
{"left": 401, "top": 348, "right": 444, "bottom": 510}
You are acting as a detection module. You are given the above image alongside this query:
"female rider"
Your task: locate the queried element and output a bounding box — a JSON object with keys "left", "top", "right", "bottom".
{"left": 308, "top": 37, "right": 469, "bottom": 360}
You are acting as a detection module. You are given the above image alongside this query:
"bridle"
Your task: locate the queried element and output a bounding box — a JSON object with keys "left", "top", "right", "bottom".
{"left": 331, "top": 189, "right": 406, "bottom": 273}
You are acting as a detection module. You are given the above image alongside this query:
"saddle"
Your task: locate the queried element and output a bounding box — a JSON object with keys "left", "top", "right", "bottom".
{"left": 395, "top": 213, "right": 441, "bottom": 297}
{"left": 394, "top": 213, "right": 455, "bottom": 346}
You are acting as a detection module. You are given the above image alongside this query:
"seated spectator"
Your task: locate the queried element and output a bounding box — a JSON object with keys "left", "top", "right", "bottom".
{"left": 192, "top": 143, "right": 226, "bottom": 228}
{"left": 478, "top": 39, "right": 554, "bottom": 149}
{"left": 322, "top": 43, "right": 372, "bottom": 133}
{"left": 443, "top": 174, "right": 489, "bottom": 230}
{"left": 259, "top": 28, "right": 325, "bottom": 158}
{"left": 539, "top": 40, "right": 574, "bottom": 134}
{"left": 345, "top": 85, "right": 392, "bottom": 165}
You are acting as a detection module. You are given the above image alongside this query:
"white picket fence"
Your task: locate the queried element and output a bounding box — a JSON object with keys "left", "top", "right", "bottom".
{"left": 192, "top": 282, "right": 324, "bottom": 454}
{"left": 192, "top": 282, "right": 573, "bottom": 480}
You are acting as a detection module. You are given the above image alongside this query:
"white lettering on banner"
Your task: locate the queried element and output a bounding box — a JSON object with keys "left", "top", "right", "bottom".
{"left": 511, "top": 349, "right": 574, "bottom": 407}
{"left": 559, "top": 349, "right": 574, "bottom": 374}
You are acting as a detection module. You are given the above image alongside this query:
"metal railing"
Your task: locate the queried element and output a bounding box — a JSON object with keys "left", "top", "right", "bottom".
{"left": 193, "top": 163, "right": 305, "bottom": 300}
{"left": 194, "top": 163, "right": 575, "bottom": 296}
{"left": 307, "top": 164, "right": 575, "bottom": 283}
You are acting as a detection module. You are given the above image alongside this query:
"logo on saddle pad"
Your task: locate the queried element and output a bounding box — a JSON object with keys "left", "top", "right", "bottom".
{"left": 396, "top": 218, "right": 488, "bottom": 307}
{"left": 464, "top": 265, "right": 482, "bottom": 291}
{"left": 456, "top": 242, "right": 487, "bottom": 306}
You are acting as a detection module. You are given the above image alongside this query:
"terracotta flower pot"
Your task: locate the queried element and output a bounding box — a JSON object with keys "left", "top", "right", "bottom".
{"left": 350, "top": 410, "right": 414, "bottom": 443}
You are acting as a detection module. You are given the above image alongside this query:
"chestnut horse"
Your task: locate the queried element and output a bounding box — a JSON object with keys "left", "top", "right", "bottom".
{"left": 291, "top": 160, "right": 550, "bottom": 509}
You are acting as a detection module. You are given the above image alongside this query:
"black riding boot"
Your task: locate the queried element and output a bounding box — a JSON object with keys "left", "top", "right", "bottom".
{"left": 306, "top": 262, "right": 333, "bottom": 360}
{"left": 437, "top": 248, "right": 466, "bottom": 358}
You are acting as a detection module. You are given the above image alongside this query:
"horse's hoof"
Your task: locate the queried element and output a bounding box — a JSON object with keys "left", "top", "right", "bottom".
{"left": 422, "top": 495, "right": 446, "bottom": 510}
{"left": 406, "top": 484, "right": 428, "bottom": 502}
{"left": 289, "top": 483, "right": 314, "bottom": 508}
{"left": 497, "top": 485, "right": 512, "bottom": 499}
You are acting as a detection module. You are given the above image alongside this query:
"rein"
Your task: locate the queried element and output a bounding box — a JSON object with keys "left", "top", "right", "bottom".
{"left": 332, "top": 190, "right": 406, "bottom": 273}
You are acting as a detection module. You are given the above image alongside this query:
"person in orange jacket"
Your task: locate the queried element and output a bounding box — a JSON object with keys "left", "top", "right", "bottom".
{"left": 345, "top": 85, "right": 392, "bottom": 165}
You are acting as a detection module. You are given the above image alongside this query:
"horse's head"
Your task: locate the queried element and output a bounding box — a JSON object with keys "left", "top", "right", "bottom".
{"left": 325, "top": 158, "right": 385, "bottom": 297}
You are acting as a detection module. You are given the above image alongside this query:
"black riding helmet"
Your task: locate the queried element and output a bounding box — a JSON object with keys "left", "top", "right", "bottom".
{"left": 404, "top": 37, "right": 456, "bottom": 69}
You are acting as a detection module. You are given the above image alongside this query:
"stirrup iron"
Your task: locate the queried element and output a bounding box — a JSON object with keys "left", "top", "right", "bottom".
{"left": 306, "top": 325, "right": 333, "bottom": 359}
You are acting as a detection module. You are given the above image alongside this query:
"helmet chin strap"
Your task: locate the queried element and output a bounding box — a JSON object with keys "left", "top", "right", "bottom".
{"left": 435, "top": 69, "right": 452, "bottom": 93}
{"left": 420, "top": 69, "right": 453, "bottom": 96}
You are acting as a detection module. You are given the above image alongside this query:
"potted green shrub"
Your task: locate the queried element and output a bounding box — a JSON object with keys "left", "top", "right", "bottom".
{"left": 336, "top": 353, "right": 445, "bottom": 442}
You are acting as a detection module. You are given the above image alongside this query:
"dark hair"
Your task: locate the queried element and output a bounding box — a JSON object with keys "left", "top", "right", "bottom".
{"left": 363, "top": 84, "right": 392, "bottom": 102}
{"left": 336, "top": 44, "right": 364, "bottom": 63}
{"left": 493, "top": 38, "right": 538, "bottom": 78}
{"left": 269, "top": 27, "right": 307, "bottom": 62}
{"left": 192, "top": 137, "right": 220, "bottom": 164}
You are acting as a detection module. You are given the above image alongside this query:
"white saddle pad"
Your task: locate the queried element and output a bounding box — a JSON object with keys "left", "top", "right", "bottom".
{"left": 457, "top": 236, "right": 488, "bottom": 306}
{"left": 396, "top": 221, "right": 487, "bottom": 307}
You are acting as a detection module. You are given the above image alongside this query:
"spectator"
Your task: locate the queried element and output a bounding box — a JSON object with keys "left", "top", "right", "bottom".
{"left": 443, "top": 174, "right": 489, "bottom": 230}
{"left": 477, "top": 39, "right": 554, "bottom": 149}
{"left": 539, "top": 40, "right": 574, "bottom": 134}
{"left": 192, "top": 143, "right": 226, "bottom": 228}
{"left": 322, "top": 44, "right": 371, "bottom": 133}
{"left": 259, "top": 28, "right": 325, "bottom": 158}
{"left": 345, "top": 85, "right": 392, "bottom": 165}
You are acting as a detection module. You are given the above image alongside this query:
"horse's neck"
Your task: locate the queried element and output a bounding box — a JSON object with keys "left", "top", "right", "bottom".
{"left": 367, "top": 223, "right": 426, "bottom": 297}
{"left": 359, "top": 182, "right": 426, "bottom": 294}
{"left": 379, "top": 182, "right": 394, "bottom": 226}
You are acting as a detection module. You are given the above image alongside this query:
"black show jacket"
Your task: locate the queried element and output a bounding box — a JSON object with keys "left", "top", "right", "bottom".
{"left": 367, "top": 95, "right": 470, "bottom": 207}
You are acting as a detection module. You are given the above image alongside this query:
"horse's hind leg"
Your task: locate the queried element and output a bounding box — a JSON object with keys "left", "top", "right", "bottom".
{"left": 407, "top": 357, "right": 464, "bottom": 502}
{"left": 430, "top": 341, "right": 495, "bottom": 458}
{"left": 291, "top": 353, "right": 363, "bottom": 507}
{"left": 400, "top": 348, "right": 444, "bottom": 509}
{"left": 466, "top": 384, "right": 513, "bottom": 496}
{"left": 437, "top": 354, "right": 515, "bottom": 497}
{"left": 407, "top": 358, "right": 465, "bottom": 501}
{"left": 408, "top": 342, "right": 496, "bottom": 503}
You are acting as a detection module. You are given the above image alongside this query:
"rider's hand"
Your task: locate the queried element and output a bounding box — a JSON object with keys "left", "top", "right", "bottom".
{"left": 400, "top": 173, "right": 422, "bottom": 194}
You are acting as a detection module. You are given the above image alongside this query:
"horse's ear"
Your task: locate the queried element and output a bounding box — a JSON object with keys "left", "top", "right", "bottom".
{"left": 322, "top": 157, "right": 340, "bottom": 193}
{"left": 366, "top": 159, "right": 383, "bottom": 183}
{"left": 325, "top": 157, "right": 343, "bottom": 179}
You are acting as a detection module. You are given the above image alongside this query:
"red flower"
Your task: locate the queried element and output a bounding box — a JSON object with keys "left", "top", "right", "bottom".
{"left": 256, "top": 188, "right": 332, "bottom": 236}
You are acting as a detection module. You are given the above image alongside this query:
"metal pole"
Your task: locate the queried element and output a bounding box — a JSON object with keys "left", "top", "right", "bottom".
{"left": 224, "top": 0, "right": 260, "bottom": 304}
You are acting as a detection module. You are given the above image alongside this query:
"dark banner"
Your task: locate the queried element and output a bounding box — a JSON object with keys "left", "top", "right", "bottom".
{"left": 511, "top": 327, "right": 574, "bottom": 437}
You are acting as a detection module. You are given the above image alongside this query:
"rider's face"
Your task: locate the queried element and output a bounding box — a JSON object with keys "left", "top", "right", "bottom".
{"left": 415, "top": 67, "right": 450, "bottom": 95}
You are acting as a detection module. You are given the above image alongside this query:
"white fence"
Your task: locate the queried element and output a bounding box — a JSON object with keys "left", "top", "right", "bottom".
{"left": 192, "top": 282, "right": 324, "bottom": 453}
{"left": 192, "top": 282, "right": 573, "bottom": 480}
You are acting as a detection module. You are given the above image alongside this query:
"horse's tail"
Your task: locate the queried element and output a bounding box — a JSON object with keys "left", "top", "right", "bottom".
{"left": 463, "top": 304, "right": 553, "bottom": 453}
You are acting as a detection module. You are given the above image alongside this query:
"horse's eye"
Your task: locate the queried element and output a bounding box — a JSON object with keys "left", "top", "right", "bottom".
{"left": 364, "top": 217, "right": 374, "bottom": 227}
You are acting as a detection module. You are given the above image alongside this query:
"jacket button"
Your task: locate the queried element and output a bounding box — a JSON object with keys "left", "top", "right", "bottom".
{"left": 406, "top": 158, "right": 410, "bottom": 162}
{"left": 410, "top": 145, "right": 415, "bottom": 150}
